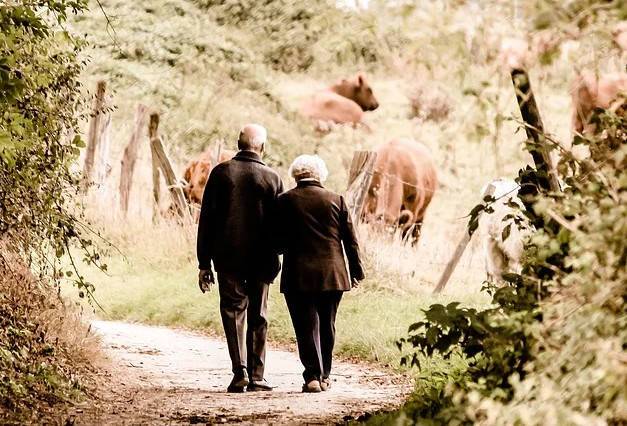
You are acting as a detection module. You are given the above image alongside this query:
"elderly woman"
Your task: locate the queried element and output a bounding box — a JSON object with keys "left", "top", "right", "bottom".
{"left": 275, "top": 155, "right": 365, "bottom": 393}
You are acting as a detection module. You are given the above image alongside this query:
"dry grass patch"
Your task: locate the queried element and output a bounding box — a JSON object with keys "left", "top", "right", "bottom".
{"left": 0, "top": 249, "right": 99, "bottom": 423}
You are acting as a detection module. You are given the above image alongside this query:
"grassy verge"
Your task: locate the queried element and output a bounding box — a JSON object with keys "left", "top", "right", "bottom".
{"left": 79, "top": 254, "right": 486, "bottom": 368}
{"left": 75, "top": 214, "right": 489, "bottom": 369}
{"left": 0, "top": 252, "right": 98, "bottom": 423}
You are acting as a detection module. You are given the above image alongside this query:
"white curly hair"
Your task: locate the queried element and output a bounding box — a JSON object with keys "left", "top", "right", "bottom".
{"left": 288, "top": 154, "right": 329, "bottom": 182}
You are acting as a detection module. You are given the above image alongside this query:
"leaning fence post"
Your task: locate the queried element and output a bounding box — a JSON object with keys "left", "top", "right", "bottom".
{"left": 82, "top": 80, "right": 108, "bottom": 192}
{"left": 432, "top": 183, "right": 497, "bottom": 294}
{"left": 345, "top": 150, "right": 377, "bottom": 222}
{"left": 119, "top": 104, "right": 148, "bottom": 216}
{"left": 510, "top": 69, "right": 561, "bottom": 193}
{"left": 148, "top": 112, "right": 191, "bottom": 224}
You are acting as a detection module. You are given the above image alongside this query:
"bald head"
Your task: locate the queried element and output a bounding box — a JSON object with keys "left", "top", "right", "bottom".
{"left": 237, "top": 123, "right": 267, "bottom": 153}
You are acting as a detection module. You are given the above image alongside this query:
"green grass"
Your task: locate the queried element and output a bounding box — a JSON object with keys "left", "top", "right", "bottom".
{"left": 78, "top": 242, "right": 488, "bottom": 368}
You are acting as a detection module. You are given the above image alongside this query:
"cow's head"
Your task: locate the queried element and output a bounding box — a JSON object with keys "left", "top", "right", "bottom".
{"left": 337, "top": 73, "right": 379, "bottom": 112}
{"left": 183, "top": 160, "right": 212, "bottom": 205}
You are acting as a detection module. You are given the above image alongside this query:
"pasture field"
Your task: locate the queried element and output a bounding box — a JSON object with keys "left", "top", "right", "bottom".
{"left": 67, "top": 0, "right": 624, "bottom": 421}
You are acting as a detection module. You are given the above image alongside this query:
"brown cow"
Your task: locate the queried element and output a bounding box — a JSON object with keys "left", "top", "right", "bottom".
{"left": 363, "top": 138, "right": 437, "bottom": 243}
{"left": 571, "top": 71, "right": 627, "bottom": 135}
{"left": 301, "top": 73, "right": 379, "bottom": 131}
{"left": 182, "top": 147, "right": 235, "bottom": 206}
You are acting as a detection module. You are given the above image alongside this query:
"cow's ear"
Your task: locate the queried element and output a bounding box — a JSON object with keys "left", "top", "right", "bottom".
{"left": 357, "top": 74, "right": 364, "bottom": 86}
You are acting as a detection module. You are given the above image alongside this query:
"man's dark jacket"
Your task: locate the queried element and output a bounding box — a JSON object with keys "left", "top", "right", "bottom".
{"left": 197, "top": 150, "right": 284, "bottom": 283}
{"left": 275, "top": 180, "right": 364, "bottom": 293}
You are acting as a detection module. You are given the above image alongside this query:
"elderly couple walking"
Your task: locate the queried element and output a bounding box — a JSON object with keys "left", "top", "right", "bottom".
{"left": 196, "top": 123, "right": 364, "bottom": 393}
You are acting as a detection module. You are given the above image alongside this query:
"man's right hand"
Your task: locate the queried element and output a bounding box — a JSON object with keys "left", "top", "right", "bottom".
{"left": 351, "top": 278, "right": 361, "bottom": 289}
{"left": 198, "top": 269, "right": 215, "bottom": 293}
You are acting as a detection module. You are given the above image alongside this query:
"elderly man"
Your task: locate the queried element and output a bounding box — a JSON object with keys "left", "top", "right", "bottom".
{"left": 276, "top": 155, "right": 364, "bottom": 393}
{"left": 197, "top": 124, "right": 284, "bottom": 393}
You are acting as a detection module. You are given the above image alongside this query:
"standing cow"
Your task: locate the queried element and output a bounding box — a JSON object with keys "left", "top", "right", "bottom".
{"left": 301, "top": 73, "right": 379, "bottom": 131}
{"left": 363, "top": 138, "right": 437, "bottom": 242}
{"left": 183, "top": 147, "right": 235, "bottom": 206}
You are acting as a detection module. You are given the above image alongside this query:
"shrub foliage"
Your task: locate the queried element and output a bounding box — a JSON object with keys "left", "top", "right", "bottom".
{"left": 0, "top": 1, "right": 98, "bottom": 287}
{"left": 397, "top": 105, "right": 626, "bottom": 424}
{"left": 0, "top": 251, "right": 94, "bottom": 421}
{"left": 0, "top": 0, "right": 94, "bottom": 419}
{"left": 195, "top": 0, "right": 403, "bottom": 72}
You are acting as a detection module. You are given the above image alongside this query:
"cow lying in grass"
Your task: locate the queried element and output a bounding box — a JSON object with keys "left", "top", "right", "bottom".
{"left": 301, "top": 73, "right": 379, "bottom": 132}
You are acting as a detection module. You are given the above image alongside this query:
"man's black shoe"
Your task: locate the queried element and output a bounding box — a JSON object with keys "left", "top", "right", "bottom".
{"left": 247, "top": 379, "right": 274, "bottom": 392}
{"left": 227, "top": 370, "right": 249, "bottom": 393}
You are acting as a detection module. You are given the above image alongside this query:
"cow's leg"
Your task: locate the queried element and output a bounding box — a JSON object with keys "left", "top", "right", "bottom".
{"left": 356, "top": 121, "right": 372, "bottom": 133}
{"left": 377, "top": 174, "right": 404, "bottom": 236}
{"left": 410, "top": 221, "right": 423, "bottom": 244}
{"left": 398, "top": 209, "right": 414, "bottom": 242}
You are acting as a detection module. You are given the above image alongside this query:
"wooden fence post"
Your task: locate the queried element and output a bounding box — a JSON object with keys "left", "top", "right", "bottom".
{"left": 148, "top": 114, "right": 161, "bottom": 221}
{"left": 510, "top": 69, "right": 561, "bottom": 193}
{"left": 82, "top": 80, "right": 108, "bottom": 191}
{"left": 148, "top": 112, "right": 191, "bottom": 224}
{"left": 119, "top": 104, "right": 148, "bottom": 215}
{"left": 214, "top": 140, "right": 223, "bottom": 165}
{"left": 346, "top": 150, "right": 377, "bottom": 222}
{"left": 94, "top": 113, "right": 112, "bottom": 201}
{"left": 432, "top": 183, "right": 497, "bottom": 294}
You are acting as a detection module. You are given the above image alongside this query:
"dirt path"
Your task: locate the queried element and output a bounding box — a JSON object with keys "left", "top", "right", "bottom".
{"left": 67, "top": 321, "right": 410, "bottom": 425}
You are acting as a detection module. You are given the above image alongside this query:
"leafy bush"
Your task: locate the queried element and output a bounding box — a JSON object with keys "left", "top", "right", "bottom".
{"left": 0, "top": 251, "right": 95, "bottom": 422}
{"left": 0, "top": 1, "right": 97, "bottom": 419}
{"left": 195, "top": 0, "right": 402, "bottom": 72}
{"left": 0, "top": 1, "right": 100, "bottom": 289}
{"left": 395, "top": 104, "right": 626, "bottom": 424}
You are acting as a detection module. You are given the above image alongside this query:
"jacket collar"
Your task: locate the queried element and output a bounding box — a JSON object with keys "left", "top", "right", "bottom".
{"left": 234, "top": 150, "right": 265, "bottom": 165}
{"left": 296, "top": 179, "right": 323, "bottom": 189}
